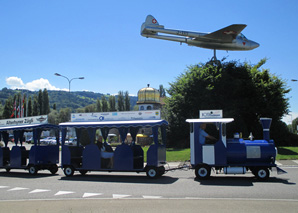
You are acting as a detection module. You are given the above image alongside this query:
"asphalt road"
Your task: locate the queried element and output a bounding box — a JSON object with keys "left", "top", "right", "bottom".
{"left": 0, "top": 163, "right": 297, "bottom": 212}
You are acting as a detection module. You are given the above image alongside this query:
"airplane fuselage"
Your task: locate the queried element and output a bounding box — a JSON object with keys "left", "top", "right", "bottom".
{"left": 142, "top": 27, "right": 259, "bottom": 51}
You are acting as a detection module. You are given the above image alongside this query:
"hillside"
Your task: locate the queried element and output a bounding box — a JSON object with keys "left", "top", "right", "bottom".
{"left": 0, "top": 88, "right": 138, "bottom": 111}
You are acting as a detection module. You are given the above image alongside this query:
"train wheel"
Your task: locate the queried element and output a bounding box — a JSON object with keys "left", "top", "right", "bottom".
{"left": 64, "top": 166, "right": 74, "bottom": 177}
{"left": 50, "top": 165, "right": 58, "bottom": 174}
{"left": 146, "top": 167, "right": 158, "bottom": 178}
{"left": 29, "top": 165, "right": 38, "bottom": 175}
{"left": 255, "top": 167, "right": 270, "bottom": 180}
{"left": 195, "top": 165, "right": 211, "bottom": 179}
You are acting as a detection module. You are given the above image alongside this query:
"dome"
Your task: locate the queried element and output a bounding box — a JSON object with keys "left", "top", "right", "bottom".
{"left": 137, "top": 84, "right": 160, "bottom": 104}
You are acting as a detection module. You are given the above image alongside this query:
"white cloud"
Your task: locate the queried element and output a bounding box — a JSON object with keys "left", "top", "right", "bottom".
{"left": 6, "top": 77, "right": 25, "bottom": 89}
{"left": 6, "top": 76, "right": 67, "bottom": 91}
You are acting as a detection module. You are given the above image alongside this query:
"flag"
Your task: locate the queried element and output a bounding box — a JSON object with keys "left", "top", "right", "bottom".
{"left": 21, "top": 95, "right": 25, "bottom": 117}
{"left": 17, "top": 105, "right": 20, "bottom": 118}
{"left": 10, "top": 99, "right": 16, "bottom": 118}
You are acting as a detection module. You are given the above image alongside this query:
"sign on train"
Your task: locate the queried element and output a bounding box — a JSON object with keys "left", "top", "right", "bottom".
{"left": 0, "top": 115, "right": 48, "bottom": 127}
{"left": 199, "top": 110, "right": 223, "bottom": 119}
{"left": 71, "top": 110, "right": 161, "bottom": 122}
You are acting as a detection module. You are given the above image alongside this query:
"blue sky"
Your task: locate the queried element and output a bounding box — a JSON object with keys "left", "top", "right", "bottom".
{"left": 0, "top": 1, "right": 297, "bottom": 123}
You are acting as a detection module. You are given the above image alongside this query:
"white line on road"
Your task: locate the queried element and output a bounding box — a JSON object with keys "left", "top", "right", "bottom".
{"left": 29, "top": 189, "right": 51, "bottom": 194}
{"left": 83, "top": 193, "right": 103, "bottom": 198}
{"left": 54, "top": 191, "right": 75, "bottom": 196}
{"left": 7, "top": 187, "right": 29, "bottom": 191}
{"left": 113, "top": 194, "right": 131, "bottom": 199}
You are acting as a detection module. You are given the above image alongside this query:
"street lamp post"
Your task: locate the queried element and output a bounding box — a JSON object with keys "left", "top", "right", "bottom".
{"left": 54, "top": 73, "right": 84, "bottom": 92}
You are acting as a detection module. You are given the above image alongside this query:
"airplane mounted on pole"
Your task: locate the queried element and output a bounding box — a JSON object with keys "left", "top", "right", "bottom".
{"left": 141, "top": 15, "right": 259, "bottom": 62}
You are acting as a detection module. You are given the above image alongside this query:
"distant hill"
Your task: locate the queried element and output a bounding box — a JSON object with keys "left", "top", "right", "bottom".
{"left": 0, "top": 88, "right": 138, "bottom": 111}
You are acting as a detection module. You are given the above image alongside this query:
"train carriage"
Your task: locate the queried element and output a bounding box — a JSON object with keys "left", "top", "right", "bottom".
{"left": 0, "top": 116, "right": 59, "bottom": 175}
{"left": 59, "top": 119, "right": 168, "bottom": 178}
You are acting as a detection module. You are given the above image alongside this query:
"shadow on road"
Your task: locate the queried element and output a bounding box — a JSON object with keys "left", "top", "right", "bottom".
{"left": 195, "top": 176, "right": 296, "bottom": 186}
{"left": 59, "top": 173, "right": 178, "bottom": 184}
{"left": 0, "top": 171, "right": 58, "bottom": 179}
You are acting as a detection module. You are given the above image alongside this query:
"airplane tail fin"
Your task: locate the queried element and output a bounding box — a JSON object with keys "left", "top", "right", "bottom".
{"left": 141, "top": 15, "right": 164, "bottom": 35}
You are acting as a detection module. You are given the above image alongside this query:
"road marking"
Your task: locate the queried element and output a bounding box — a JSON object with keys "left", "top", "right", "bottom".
{"left": 7, "top": 187, "right": 29, "bottom": 191}
{"left": 142, "top": 195, "right": 162, "bottom": 199}
{"left": 83, "top": 193, "right": 103, "bottom": 198}
{"left": 29, "top": 189, "right": 51, "bottom": 194}
{"left": 0, "top": 186, "right": 9, "bottom": 189}
{"left": 113, "top": 194, "right": 131, "bottom": 199}
{"left": 293, "top": 160, "right": 298, "bottom": 164}
{"left": 54, "top": 191, "right": 75, "bottom": 196}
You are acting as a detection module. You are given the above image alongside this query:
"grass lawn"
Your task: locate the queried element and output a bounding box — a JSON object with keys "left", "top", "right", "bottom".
{"left": 276, "top": 147, "right": 298, "bottom": 160}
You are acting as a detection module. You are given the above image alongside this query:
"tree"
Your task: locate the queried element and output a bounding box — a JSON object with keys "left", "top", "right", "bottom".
{"left": 58, "top": 108, "right": 71, "bottom": 123}
{"left": 291, "top": 117, "right": 298, "bottom": 134}
{"left": 117, "top": 91, "right": 124, "bottom": 111}
{"left": 159, "top": 84, "right": 166, "bottom": 97}
{"left": 85, "top": 104, "right": 95, "bottom": 112}
{"left": 96, "top": 98, "right": 101, "bottom": 112}
{"left": 0, "top": 102, "right": 4, "bottom": 119}
{"left": 2, "top": 96, "right": 13, "bottom": 119}
{"left": 109, "top": 95, "right": 116, "bottom": 111}
{"left": 166, "top": 59, "right": 290, "bottom": 147}
{"left": 48, "top": 109, "right": 59, "bottom": 125}
{"left": 38, "top": 89, "right": 43, "bottom": 115}
{"left": 27, "top": 96, "right": 33, "bottom": 116}
{"left": 101, "top": 96, "right": 108, "bottom": 112}
{"left": 124, "top": 91, "right": 130, "bottom": 111}
{"left": 33, "top": 94, "right": 39, "bottom": 116}
{"left": 42, "top": 89, "right": 50, "bottom": 115}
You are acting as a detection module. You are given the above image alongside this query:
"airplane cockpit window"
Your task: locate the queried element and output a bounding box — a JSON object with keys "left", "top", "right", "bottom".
{"left": 237, "top": 33, "right": 247, "bottom": 40}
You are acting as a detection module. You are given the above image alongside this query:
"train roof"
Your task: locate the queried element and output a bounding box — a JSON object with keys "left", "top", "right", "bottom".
{"left": 0, "top": 123, "right": 59, "bottom": 132}
{"left": 186, "top": 118, "right": 234, "bottom": 123}
{"left": 59, "top": 119, "right": 168, "bottom": 129}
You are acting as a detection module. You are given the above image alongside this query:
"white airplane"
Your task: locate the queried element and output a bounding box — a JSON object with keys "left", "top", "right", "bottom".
{"left": 141, "top": 15, "right": 259, "bottom": 61}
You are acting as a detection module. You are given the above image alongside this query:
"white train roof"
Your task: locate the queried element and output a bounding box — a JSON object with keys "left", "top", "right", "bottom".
{"left": 186, "top": 118, "right": 234, "bottom": 123}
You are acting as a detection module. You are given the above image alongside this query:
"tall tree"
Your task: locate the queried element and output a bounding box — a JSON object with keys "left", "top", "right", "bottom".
{"left": 101, "top": 96, "right": 108, "bottom": 112}
{"left": 117, "top": 91, "right": 124, "bottom": 111}
{"left": 42, "top": 89, "right": 50, "bottom": 115}
{"left": 109, "top": 95, "right": 116, "bottom": 111}
{"left": 96, "top": 98, "right": 102, "bottom": 112}
{"left": 27, "top": 96, "right": 33, "bottom": 116}
{"left": 38, "top": 89, "right": 43, "bottom": 115}
{"left": 124, "top": 91, "right": 130, "bottom": 111}
{"left": 166, "top": 59, "right": 290, "bottom": 147}
{"left": 33, "top": 94, "right": 39, "bottom": 116}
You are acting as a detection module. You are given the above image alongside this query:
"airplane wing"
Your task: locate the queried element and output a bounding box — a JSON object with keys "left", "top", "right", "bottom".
{"left": 197, "top": 24, "right": 247, "bottom": 42}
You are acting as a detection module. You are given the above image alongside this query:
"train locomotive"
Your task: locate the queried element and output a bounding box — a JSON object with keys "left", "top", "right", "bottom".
{"left": 186, "top": 117, "right": 277, "bottom": 180}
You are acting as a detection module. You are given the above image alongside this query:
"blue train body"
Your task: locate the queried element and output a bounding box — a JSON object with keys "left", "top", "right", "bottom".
{"left": 226, "top": 138, "right": 276, "bottom": 166}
